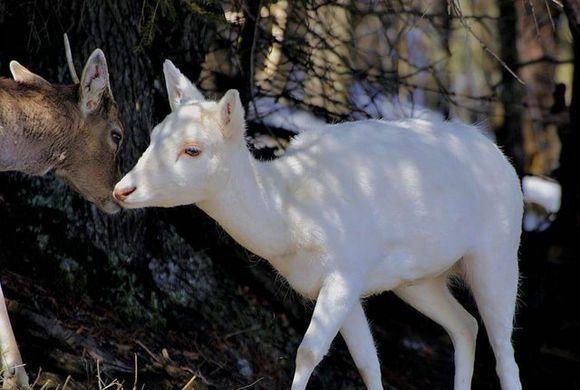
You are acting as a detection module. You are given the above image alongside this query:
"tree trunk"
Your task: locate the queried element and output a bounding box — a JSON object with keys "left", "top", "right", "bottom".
{"left": 496, "top": 0, "right": 524, "bottom": 174}
{"left": 557, "top": 0, "right": 580, "bottom": 249}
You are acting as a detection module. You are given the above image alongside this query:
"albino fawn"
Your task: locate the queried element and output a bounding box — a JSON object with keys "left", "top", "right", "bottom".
{"left": 114, "top": 61, "right": 523, "bottom": 390}
{"left": 0, "top": 38, "right": 123, "bottom": 388}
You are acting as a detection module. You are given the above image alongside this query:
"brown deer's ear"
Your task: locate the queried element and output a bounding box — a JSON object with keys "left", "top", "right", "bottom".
{"left": 9, "top": 61, "right": 51, "bottom": 87}
{"left": 79, "top": 49, "right": 111, "bottom": 115}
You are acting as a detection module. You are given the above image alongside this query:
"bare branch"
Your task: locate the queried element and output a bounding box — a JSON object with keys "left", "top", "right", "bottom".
{"left": 448, "top": 0, "right": 525, "bottom": 85}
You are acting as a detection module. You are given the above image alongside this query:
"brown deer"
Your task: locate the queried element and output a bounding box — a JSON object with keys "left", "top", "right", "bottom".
{"left": 0, "top": 36, "right": 124, "bottom": 389}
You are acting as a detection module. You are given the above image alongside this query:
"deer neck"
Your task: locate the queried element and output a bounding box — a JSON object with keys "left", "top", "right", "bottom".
{"left": 198, "top": 148, "right": 292, "bottom": 260}
{"left": 0, "top": 86, "right": 73, "bottom": 175}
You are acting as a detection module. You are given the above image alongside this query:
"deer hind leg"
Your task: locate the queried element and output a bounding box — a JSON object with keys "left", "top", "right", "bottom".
{"left": 394, "top": 274, "right": 478, "bottom": 390}
{"left": 0, "top": 283, "right": 28, "bottom": 389}
{"left": 340, "top": 301, "right": 383, "bottom": 390}
{"left": 463, "top": 250, "right": 521, "bottom": 390}
{"left": 291, "top": 273, "right": 360, "bottom": 390}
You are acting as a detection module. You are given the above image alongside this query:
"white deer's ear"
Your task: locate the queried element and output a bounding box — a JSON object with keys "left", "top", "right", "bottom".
{"left": 163, "top": 60, "right": 205, "bottom": 111}
{"left": 9, "top": 61, "right": 51, "bottom": 87}
{"left": 79, "top": 49, "right": 111, "bottom": 115}
{"left": 218, "top": 89, "right": 245, "bottom": 139}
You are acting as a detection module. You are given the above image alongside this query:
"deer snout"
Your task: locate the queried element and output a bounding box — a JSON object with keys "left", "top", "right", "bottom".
{"left": 113, "top": 186, "right": 136, "bottom": 202}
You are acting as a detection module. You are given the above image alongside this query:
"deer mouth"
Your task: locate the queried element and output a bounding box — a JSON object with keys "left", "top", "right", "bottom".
{"left": 112, "top": 180, "right": 144, "bottom": 208}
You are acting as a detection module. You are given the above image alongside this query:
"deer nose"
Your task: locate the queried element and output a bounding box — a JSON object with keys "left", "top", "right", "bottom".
{"left": 113, "top": 186, "right": 136, "bottom": 202}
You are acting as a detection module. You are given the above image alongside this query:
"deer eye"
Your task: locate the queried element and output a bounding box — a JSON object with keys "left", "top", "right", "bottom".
{"left": 184, "top": 145, "right": 201, "bottom": 157}
{"left": 111, "top": 129, "right": 123, "bottom": 146}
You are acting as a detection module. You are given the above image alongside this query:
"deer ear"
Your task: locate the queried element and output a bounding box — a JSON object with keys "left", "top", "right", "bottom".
{"left": 163, "top": 59, "right": 205, "bottom": 111}
{"left": 218, "top": 89, "right": 245, "bottom": 139}
{"left": 79, "top": 49, "right": 111, "bottom": 115}
{"left": 9, "top": 61, "right": 51, "bottom": 87}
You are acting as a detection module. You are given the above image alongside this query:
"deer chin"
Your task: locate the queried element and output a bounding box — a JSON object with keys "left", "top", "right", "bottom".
{"left": 119, "top": 197, "right": 172, "bottom": 209}
{"left": 99, "top": 199, "right": 122, "bottom": 214}
{"left": 116, "top": 188, "right": 194, "bottom": 209}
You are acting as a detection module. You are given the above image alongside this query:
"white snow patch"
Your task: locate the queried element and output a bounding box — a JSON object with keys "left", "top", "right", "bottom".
{"left": 523, "top": 176, "right": 561, "bottom": 213}
{"left": 251, "top": 134, "right": 288, "bottom": 156}
{"left": 248, "top": 97, "right": 327, "bottom": 133}
{"left": 349, "top": 82, "right": 443, "bottom": 122}
{"left": 522, "top": 176, "right": 561, "bottom": 232}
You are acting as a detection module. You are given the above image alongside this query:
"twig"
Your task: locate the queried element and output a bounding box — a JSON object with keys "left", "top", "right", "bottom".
{"left": 180, "top": 375, "right": 197, "bottom": 390}
{"left": 526, "top": 0, "right": 541, "bottom": 36}
{"left": 223, "top": 325, "right": 261, "bottom": 341}
{"left": 544, "top": 0, "right": 556, "bottom": 30}
{"left": 62, "top": 375, "right": 72, "bottom": 390}
{"left": 97, "top": 360, "right": 104, "bottom": 390}
{"left": 235, "top": 377, "right": 264, "bottom": 390}
{"left": 517, "top": 55, "right": 573, "bottom": 68}
{"left": 29, "top": 367, "right": 43, "bottom": 389}
{"left": 132, "top": 353, "right": 138, "bottom": 390}
{"left": 448, "top": 0, "right": 525, "bottom": 85}
{"left": 136, "top": 340, "right": 161, "bottom": 363}
{"left": 39, "top": 381, "right": 51, "bottom": 390}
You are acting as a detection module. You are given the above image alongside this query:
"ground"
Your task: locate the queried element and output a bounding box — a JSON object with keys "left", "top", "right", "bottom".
{"left": 1, "top": 183, "right": 580, "bottom": 389}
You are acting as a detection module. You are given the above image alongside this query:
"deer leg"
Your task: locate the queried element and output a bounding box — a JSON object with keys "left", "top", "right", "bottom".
{"left": 394, "top": 275, "right": 478, "bottom": 390}
{"left": 291, "top": 273, "right": 360, "bottom": 390}
{"left": 463, "top": 251, "right": 521, "bottom": 390}
{"left": 0, "top": 284, "right": 28, "bottom": 389}
{"left": 340, "top": 301, "right": 383, "bottom": 390}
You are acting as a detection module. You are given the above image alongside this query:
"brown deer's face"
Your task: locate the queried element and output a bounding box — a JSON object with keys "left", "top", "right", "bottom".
{"left": 57, "top": 49, "right": 124, "bottom": 214}
{"left": 10, "top": 49, "right": 125, "bottom": 214}
{"left": 55, "top": 92, "right": 124, "bottom": 214}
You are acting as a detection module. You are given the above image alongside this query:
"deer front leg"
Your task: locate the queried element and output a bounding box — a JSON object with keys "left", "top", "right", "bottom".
{"left": 340, "top": 301, "right": 383, "bottom": 390}
{"left": 291, "top": 273, "right": 360, "bottom": 390}
{"left": 0, "top": 284, "right": 28, "bottom": 390}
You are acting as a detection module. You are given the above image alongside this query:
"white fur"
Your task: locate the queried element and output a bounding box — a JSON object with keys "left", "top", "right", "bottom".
{"left": 115, "top": 61, "right": 523, "bottom": 390}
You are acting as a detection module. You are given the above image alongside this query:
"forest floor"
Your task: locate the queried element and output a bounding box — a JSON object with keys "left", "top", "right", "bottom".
{"left": 5, "top": 263, "right": 580, "bottom": 390}
{"left": 2, "top": 189, "right": 580, "bottom": 389}
{"left": 5, "top": 268, "right": 314, "bottom": 390}
{"left": 3, "top": 269, "right": 459, "bottom": 390}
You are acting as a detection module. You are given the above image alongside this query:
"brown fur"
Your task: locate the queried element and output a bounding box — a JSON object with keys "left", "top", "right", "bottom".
{"left": 0, "top": 77, "right": 123, "bottom": 212}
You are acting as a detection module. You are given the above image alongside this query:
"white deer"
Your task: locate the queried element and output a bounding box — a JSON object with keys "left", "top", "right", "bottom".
{"left": 114, "top": 61, "right": 523, "bottom": 390}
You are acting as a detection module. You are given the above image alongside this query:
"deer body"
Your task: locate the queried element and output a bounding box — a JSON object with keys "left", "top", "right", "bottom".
{"left": 0, "top": 41, "right": 123, "bottom": 389}
{"left": 115, "top": 61, "right": 523, "bottom": 390}
{"left": 0, "top": 81, "right": 76, "bottom": 175}
{"left": 198, "top": 119, "right": 507, "bottom": 298}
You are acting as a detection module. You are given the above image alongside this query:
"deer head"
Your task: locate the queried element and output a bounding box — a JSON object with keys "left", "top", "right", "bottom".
{"left": 5, "top": 37, "right": 124, "bottom": 213}
{"left": 114, "top": 60, "right": 245, "bottom": 209}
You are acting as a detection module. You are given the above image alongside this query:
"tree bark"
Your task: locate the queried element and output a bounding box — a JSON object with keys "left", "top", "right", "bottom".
{"left": 496, "top": 0, "right": 524, "bottom": 174}
{"left": 555, "top": 0, "right": 580, "bottom": 248}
